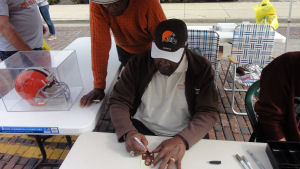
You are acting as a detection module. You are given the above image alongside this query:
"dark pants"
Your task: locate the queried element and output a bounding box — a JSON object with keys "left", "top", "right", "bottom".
{"left": 116, "top": 45, "right": 135, "bottom": 66}
{"left": 131, "top": 119, "right": 209, "bottom": 139}
{"left": 131, "top": 119, "right": 156, "bottom": 136}
{"left": 0, "top": 51, "right": 18, "bottom": 61}
{"left": 0, "top": 48, "right": 42, "bottom": 61}
{"left": 39, "top": 5, "right": 56, "bottom": 35}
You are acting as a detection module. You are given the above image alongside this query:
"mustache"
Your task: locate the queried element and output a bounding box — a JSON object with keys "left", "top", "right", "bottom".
{"left": 158, "top": 63, "right": 173, "bottom": 75}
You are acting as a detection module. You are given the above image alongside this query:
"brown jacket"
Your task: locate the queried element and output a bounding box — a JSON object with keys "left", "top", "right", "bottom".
{"left": 109, "top": 49, "right": 219, "bottom": 149}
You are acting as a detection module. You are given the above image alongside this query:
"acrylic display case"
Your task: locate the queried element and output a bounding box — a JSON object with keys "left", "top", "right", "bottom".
{"left": 0, "top": 50, "right": 83, "bottom": 112}
{"left": 266, "top": 141, "right": 300, "bottom": 169}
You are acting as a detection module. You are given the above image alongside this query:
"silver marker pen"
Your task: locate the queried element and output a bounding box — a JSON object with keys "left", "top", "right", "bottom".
{"left": 134, "top": 137, "right": 150, "bottom": 154}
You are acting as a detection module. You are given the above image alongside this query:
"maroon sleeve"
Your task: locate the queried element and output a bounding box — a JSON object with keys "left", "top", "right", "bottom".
{"left": 254, "top": 52, "right": 300, "bottom": 141}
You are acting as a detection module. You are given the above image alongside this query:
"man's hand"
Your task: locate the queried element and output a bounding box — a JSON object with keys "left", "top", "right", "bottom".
{"left": 125, "top": 130, "right": 148, "bottom": 156}
{"left": 80, "top": 88, "right": 105, "bottom": 107}
{"left": 279, "top": 137, "right": 286, "bottom": 141}
{"left": 152, "top": 136, "right": 186, "bottom": 169}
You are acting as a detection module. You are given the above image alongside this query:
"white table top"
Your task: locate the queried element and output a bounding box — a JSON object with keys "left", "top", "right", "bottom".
{"left": 0, "top": 37, "right": 120, "bottom": 135}
{"left": 187, "top": 25, "right": 286, "bottom": 44}
{"left": 60, "top": 132, "right": 273, "bottom": 169}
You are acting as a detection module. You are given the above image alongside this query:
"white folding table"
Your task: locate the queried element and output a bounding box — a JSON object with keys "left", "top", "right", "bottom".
{"left": 0, "top": 37, "right": 120, "bottom": 166}
{"left": 60, "top": 132, "right": 273, "bottom": 169}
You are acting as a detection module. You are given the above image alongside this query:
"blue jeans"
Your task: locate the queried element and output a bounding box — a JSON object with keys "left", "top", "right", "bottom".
{"left": 39, "top": 5, "right": 55, "bottom": 36}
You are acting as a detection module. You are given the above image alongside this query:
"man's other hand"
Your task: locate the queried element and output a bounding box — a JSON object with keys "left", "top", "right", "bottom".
{"left": 125, "top": 131, "right": 148, "bottom": 156}
{"left": 152, "top": 136, "right": 186, "bottom": 169}
{"left": 80, "top": 88, "right": 105, "bottom": 107}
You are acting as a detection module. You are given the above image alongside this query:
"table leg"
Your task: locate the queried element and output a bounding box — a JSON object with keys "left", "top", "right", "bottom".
{"left": 66, "top": 135, "right": 73, "bottom": 148}
{"left": 32, "top": 135, "right": 62, "bottom": 169}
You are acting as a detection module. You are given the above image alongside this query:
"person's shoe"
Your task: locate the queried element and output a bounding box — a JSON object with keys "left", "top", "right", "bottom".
{"left": 47, "top": 35, "right": 56, "bottom": 41}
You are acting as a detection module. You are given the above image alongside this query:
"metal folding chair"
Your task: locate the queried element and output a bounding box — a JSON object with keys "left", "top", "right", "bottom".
{"left": 187, "top": 29, "right": 221, "bottom": 85}
{"left": 223, "top": 24, "right": 275, "bottom": 115}
{"left": 245, "top": 80, "right": 260, "bottom": 142}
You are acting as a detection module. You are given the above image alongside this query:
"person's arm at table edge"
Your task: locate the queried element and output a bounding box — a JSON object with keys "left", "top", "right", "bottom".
{"left": 110, "top": 104, "right": 138, "bottom": 141}
{"left": 0, "top": 15, "right": 31, "bottom": 51}
{"left": 177, "top": 109, "right": 218, "bottom": 149}
{"left": 255, "top": 101, "right": 287, "bottom": 140}
{"left": 80, "top": 2, "right": 111, "bottom": 107}
{"left": 90, "top": 2, "right": 111, "bottom": 89}
{"left": 109, "top": 55, "right": 141, "bottom": 141}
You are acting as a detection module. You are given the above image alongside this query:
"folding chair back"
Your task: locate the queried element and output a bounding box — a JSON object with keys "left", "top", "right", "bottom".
{"left": 223, "top": 24, "right": 275, "bottom": 115}
{"left": 232, "top": 24, "right": 275, "bottom": 68}
{"left": 187, "top": 30, "right": 220, "bottom": 83}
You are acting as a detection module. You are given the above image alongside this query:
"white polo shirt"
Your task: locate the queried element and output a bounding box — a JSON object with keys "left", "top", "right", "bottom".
{"left": 133, "top": 54, "right": 191, "bottom": 136}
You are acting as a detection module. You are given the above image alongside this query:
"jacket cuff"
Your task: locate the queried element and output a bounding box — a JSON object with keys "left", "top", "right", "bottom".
{"left": 175, "top": 135, "right": 189, "bottom": 150}
{"left": 117, "top": 128, "right": 138, "bottom": 142}
{"left": 94, "top": 79, "right": 106, "bottom": 89}
{"left": 110, "top": 104, "right": 137, "bottom": 142}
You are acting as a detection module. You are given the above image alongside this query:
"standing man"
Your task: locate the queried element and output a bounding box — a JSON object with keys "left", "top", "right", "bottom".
{"left": 80, "top": 0, "right": 166, "bottom": 107}
{"left": 36, "top": 0, "right": 56, "bottom": 41}
{"left": 0, "top": 0, "right": 43, "bottom": 61}
{"left": 109, "top": 19, "right": 219, "bottom": 169}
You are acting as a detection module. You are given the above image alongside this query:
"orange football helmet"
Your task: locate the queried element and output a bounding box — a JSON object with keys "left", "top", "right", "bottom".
{"left": 14, "top": 67, "right": 70, "bottom": 106}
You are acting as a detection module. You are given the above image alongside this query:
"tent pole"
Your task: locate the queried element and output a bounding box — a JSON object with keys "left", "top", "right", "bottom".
{"left": 285, "top": 0, "right": 293, "bottom": 52}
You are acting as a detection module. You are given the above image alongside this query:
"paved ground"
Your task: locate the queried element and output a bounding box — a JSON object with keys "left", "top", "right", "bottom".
{"left": 0, "top": 22, "right": 299, "bottom": 168}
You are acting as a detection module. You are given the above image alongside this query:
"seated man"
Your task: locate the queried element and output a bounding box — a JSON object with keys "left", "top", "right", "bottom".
{"left": 255, "top": 52, "right": 300, "bottom": 142}
{"left": 109, "top": 19, "right": 219, "bottom": 169}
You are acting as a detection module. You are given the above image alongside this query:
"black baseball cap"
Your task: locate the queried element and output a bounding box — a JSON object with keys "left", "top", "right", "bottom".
{"left": 151, "top": 19, "right": 188, "bottom": 63}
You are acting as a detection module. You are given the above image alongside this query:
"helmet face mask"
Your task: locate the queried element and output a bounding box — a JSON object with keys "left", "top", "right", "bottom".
{"left": 14, "top": 67, "right": 70, "bottom": 106}
{"left": 33, "top": 76, "right": 70, "bottom": 105}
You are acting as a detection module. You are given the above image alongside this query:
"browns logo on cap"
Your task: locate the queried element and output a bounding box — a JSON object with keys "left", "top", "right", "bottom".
{"left": 151, "top": 19, "right": 187, "bottom": 63}
{"left": 162, "top": 30, "right": 177, "bottom": 44}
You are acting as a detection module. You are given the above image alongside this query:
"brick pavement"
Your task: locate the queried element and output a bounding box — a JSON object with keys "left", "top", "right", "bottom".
{"left": 3, "top": 24, "right": 297, "bottom": 168}
{"left": 45, "top": 26, "right": 90, "bottom": 50}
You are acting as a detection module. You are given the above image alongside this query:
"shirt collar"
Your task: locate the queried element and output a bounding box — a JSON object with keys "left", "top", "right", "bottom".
{"left": 175, "top": 53, "right": 188, "bottom": 73}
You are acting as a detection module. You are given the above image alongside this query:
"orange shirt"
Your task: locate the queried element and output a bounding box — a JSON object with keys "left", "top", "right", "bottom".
{"left": 90, "top": 0, "right": 166, "bottom": 89}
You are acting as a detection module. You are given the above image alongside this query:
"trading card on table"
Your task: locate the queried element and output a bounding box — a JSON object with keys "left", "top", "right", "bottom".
{"left": 141, "top": 152, "right": 154, "bottom": 168}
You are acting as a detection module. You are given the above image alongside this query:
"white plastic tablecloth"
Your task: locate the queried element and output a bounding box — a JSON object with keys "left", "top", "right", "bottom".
{"left": 60, "top": 132, "right": 273, "bottom": 169}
